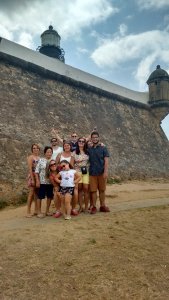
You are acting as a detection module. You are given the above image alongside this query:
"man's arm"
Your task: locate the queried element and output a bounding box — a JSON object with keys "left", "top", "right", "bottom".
{"left": 103, "top": 156, "right": 109, "bottom": 179}
{"left": 51, "top": 128, "right": 63, "bottom": 144}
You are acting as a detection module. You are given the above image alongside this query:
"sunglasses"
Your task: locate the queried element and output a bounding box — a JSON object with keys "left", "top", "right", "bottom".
{"left": 61, "top": 164, "right": 66, "bottom": 168}
{"left": 72, "top": 135, "right": 77, "bottom": 138}
{"left": 78, "top": 140, "right": 85, "bottom": 143}
{"left": 50, "top": 163, "right": 56, "bottom": 167}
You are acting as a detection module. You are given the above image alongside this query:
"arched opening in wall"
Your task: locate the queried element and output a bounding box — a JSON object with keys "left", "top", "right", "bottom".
{"left": 161, "top": 114, "right": 169, "bottom": 140}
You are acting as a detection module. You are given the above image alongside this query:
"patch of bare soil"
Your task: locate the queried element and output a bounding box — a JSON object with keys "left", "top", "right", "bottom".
{"left": 0, "top": 180, "right": 169, "bottom": 300}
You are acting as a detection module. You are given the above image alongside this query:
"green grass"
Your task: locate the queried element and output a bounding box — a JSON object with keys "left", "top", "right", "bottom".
{"left": 107, "top": 176, "right": 121, "bottom": 184}
{"left": 14, "top": 194, "right": 27, "bottom": 206}
{"left": 0, "top": 198, "right": 8, "bottom": 210}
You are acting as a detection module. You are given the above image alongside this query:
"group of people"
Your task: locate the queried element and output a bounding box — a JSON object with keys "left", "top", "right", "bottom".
{"left": 26, "top": 129, "right": 110, "bottom": 220}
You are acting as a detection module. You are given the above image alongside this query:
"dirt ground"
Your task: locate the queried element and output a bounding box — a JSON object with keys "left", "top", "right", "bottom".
{"left": 0, "top": 180, "right": 169, "bottom": 300}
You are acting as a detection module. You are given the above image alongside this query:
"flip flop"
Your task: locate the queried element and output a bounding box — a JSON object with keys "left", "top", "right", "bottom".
{"left": 26, "top": 214, "right": 33, "bottom": 218}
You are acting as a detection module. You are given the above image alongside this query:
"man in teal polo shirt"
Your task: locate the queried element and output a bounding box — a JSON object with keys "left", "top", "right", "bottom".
{"left": 87, "top": 131, "right": 110, "bottom": 214}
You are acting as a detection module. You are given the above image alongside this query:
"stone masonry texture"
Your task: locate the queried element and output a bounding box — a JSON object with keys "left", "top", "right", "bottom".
{"left": 0, "top": 56, "right": 169, "bottom": 200}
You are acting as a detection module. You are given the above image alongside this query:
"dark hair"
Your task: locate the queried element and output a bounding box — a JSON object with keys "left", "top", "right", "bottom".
{"left": 63, "top": 140, "right": 72, "bottom": 152}
{"left": 44, "top": 146, "right": 53, "bottom": 154}
{"left": 91, "top": 131, "right": 99, "bottom": 138}
{"left": 71, "top": 132, "right": 77, "bottom": 137}
{"left": 46, "top": 159, "right": 55, "bottom": 178}
{"left": 50, "top": 137, "right": 57, "bottom": 143}
{"left": 60, "top": 159, "right": 73, "bottom": 169}
{"left": 86, "top": 140, "right": 93, "bottom": 149}
{"left": 76, "top": 137, "right": 88, "bottom": 155}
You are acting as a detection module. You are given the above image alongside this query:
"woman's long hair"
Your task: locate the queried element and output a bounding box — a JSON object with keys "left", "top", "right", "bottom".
{"left": 75, "top": 137, "right": 88, "bottom": 155}
{"left": 46, "top": 159, "right": 55, "bottom": 179}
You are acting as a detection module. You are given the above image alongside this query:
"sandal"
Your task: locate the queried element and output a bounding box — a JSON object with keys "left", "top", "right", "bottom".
{"left": 37, "top": 213, "right": 44, "bottom": 218}
{"left": 71, "top": 209, "right": 79, "bottom": 216}
{"left": 26, "top": 214, "right": 33, "bottom": 218}
{"left": 53, "top": 211, "right": 62, "bottom": 218}
{"left": 46, "top": 212, "right": 53, "bottom": 216}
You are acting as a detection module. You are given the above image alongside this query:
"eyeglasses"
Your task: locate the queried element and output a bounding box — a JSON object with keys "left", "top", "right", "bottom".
{"left": 61, "top": 165, "right": 66, "bottom": 168}
{"left": 72, "top": 135, "right": 77, "bottom": 138}
{"left": 50, "top": 163, "right": 56, "bottom": 167}
{"left": 51, "top": 140, "right": 57, "bottom": 143}
{"left": 78, "top": 140, "right": 85, "bottom": 143}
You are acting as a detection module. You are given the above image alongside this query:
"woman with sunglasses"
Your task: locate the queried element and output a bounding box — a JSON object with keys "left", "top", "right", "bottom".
{"left": 26, "top": 143, "right": 40, "bottom": 217}
{"left": 54, "top": 160, "right": 81, "bottom": 220}
{"left": 47, "top": 159, "right": 62, "bottom": 218}
{"left": 73, "top": 137, "right": 90, "bottom": 213}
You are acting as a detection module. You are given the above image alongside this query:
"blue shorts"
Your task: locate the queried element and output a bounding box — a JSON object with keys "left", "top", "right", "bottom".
{"left": 38, "top": 184, "right": 54, "bottom": 200}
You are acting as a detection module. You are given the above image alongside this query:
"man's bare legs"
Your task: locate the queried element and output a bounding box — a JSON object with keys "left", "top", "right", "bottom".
{"left": 99, "top": 190, "right": 106, "bottom": 207}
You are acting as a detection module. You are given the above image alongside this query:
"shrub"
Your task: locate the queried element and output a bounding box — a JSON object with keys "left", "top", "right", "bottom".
{"left": 107, "top": 176, "right": 121, "bottom": 184}
{"left": 0, "top": 198, "right": 8, "bottom": 210}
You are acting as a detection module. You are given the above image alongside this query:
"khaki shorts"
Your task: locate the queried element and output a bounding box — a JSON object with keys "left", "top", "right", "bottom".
{"left": 77, "top": 172, "right": 89, "bottom": 185}
{"left": 89, "top": 175, "right": 107, "bottom": 192}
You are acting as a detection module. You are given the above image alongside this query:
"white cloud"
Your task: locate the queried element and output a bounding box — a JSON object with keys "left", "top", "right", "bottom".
{"left": 0, "top": 0, "right": 118, "bottom": 48}
{"left": 161, "top": 115, "right": 169, "bottom": 140}
{"left": 77, "top": 47, "right": 89, "bottom": 54}
{"left": 17, "top": 32, "right": 34, "bottom": 49}
{"left": 91, "top": 30, "right": 169, "bottom": 89}
{"left": 0, "top": 24, "right": 13, "bottom": 40}
{"left": 134, "top": 54, "right": 158, "bottom": 90}
{"left": 119, "top": 24, "right": 128, "bottom": 36}
{"left": 137, "top": 0, "right": 169, "bottom": 10}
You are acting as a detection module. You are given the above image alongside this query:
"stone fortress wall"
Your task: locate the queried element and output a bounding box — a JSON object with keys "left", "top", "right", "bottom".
{"left": 0, "top": 37, "right": 169, "bottom": 200}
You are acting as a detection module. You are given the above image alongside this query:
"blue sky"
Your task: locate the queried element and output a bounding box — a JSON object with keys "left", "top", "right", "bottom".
{"left": 0, "top": 0, "right": 169, "bottom": 139}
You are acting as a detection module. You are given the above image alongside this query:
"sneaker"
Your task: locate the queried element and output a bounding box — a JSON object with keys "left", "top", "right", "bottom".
{"left": 71, "top": 209, "right": 79, "bottom": 216}
{"left": 53, "top": 211, "right": 62, "bottom": 218}
{"left": 90, "top": 206, "right": 97, "bottom": 214}
{"left": 65, "top": 215, "right": 71, "bottom": 220}
{"left": 100, "top": 206, "right": 110, "bottom": 212}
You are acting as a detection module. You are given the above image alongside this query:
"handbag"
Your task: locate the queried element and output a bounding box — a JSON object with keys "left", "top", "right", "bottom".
{"left": 81, "top": 166, "right": 87, "bottom": 174}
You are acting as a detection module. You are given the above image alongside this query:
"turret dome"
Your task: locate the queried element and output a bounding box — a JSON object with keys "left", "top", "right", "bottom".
{"left": 147, "top": 65, "right": 169, "bottom": 84}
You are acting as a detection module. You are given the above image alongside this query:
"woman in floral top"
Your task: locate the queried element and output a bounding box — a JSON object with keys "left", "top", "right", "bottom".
{"left": 73, "top": 137, "right": 89, "bottom": 213}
